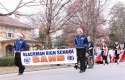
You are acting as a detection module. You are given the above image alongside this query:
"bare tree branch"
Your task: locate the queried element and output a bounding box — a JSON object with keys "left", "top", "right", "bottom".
{"left": 0, "top": 2, "right": 10, "bottom": 12}
{"left": 51, "top": 0, "right": 71, "bottom": 20}
{"left": 0, "top": 0, "right": 23, "bottom": 16}
{"left": 0, "top": 0, "right": 37, "bottom": 16}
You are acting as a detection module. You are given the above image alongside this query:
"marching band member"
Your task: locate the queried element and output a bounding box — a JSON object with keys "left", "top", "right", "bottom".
{"left": 101, "top": 43, "right": 108, "bottom": 65}
{"left": 114, "top": 42, "right": 121, "bottom": 64}
{"left": 13, "top": 33, "right": 27, "bottom": 75}
{"left": 74, "top": 28, "right": 88, "bottom": 73}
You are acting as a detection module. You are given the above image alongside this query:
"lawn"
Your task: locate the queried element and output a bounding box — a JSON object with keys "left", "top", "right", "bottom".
{"left": 0, "top": 64, "right": 72, "bottom": 75}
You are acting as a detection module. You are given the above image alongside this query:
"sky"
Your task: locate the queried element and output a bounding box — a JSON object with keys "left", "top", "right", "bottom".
{"left": 0, "top": 0, "right": 125, "bottom": 15}
{"left": 0, "top": 0, "right": 125, "bottom": 37}
{"left": 0, "top": 0, "right": 125, "bottom": 20}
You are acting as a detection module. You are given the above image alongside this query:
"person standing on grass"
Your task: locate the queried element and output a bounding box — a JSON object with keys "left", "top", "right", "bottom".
{"left": 74, "top": 28, "right": 88, "bottom": 73}
{"left": 13, "top": 33, "right": 27, "bottom": 75}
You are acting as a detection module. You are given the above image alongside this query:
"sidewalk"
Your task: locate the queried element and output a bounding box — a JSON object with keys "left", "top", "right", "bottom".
{"left": 0, "top": 64, "right": 72, "bottom": 75}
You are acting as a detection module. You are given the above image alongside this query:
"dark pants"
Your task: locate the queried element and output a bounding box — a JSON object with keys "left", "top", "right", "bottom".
{"left": 14, "top": 52, "right": 25, "bottom": 73}
{"left": 77, "top": 48, "right": 86, "bottom": 71}
{"left": 109, "top": 54, "right": 112, "bottom": 63}
{"left": 102, "top": 55, "right": 108, "bottom": 64}
{"left": 115, "top": 53, "right": 119, "bottom": 60}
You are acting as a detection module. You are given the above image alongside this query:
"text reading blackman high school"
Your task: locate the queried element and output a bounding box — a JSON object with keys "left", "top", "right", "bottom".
{"left": 23, "top": 49, "right": 74, "bottom": 56}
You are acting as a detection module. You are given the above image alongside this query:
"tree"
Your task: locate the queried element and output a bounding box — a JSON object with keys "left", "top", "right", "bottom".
{"left": 109, "top": 2, "right": 125, "bottom": 45}
{"left": 53, "top": 35, "right": 66, "bottom": 48}
{"left": 65, "top": 0, "right": 110, "bottom": 47}
{"left": 62, "top": 26, "right": 76, "bottom": 48}
{"left": 24, "top": 0, "right": 86, "bottom": 49}
{"left": 0, "top": 0, "right": 38, "bottom": 16}
{"left": 62, "top": 24, "right": 110, "bottom": 48}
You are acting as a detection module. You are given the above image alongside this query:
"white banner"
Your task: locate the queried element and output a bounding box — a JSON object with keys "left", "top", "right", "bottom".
{"left": 21, "top": 48, "right": 77, "bottom": 66}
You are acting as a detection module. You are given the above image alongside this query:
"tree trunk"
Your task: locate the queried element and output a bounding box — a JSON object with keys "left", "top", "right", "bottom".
{"left": 91, "top": 0, "right": 97, "bottom": 54}
{"left": 44, "top": 0, "right": 52, "bottom": 49}
{"left": 44, "top": 34, "right": 52, "bottom": 49}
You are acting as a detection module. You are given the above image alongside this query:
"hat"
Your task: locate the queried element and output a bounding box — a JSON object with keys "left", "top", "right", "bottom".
{"left": 17, "top": 33, "right": 24, "bottom": 38}
{"left": 77, "top": 28, "right": 83, "bottom": 34}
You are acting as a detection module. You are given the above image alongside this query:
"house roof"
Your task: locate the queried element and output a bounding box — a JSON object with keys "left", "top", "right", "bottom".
{"left": 0, "top": 16, "right": 33, "bottom": 29}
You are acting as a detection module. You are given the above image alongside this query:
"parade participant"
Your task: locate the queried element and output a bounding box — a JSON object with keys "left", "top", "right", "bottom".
{"left": 74, "top": 28, "right": 88, "bottom": 73}
{"left": 13, "top": 33, "right": 27, "bottom": 75}
{"left": 87, "top": 36, "right": 94, "bottom": 68}
{"left": 123, "top": 42, "right": 125, "bottom": 61}
{"left": 108, "top": 48, "right": 114, "bottom": 63}
{"left": 87, "top": 36, "right": 94, "bottom": 58}
{"left": 114, "top": 42, "right": 121, "bottom": 64}
{"left": 123, "top": 42, "right": 125, "bottom": 55}
{"left": 101, "top": 43, "right": 108, "bottom": 65}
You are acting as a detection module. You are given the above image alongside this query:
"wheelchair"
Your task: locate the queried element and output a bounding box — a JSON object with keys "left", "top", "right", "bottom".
{"left": 74, "top": 52, "right": 94, "bottom": 69}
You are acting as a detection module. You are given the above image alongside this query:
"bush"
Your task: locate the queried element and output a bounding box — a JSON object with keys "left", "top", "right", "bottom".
{"left": 0, "top": 56, "right": 14, "bottom": 66}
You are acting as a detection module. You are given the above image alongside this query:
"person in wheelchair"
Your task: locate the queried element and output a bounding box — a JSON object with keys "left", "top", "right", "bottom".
{"left": 87, "top": 36, "right": 94, "bottom": 58}
{"left": 86, "top": 36, "right": 94, "bottom": 69}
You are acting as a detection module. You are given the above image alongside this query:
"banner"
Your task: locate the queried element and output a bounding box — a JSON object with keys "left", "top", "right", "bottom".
{"left": 21, "top": 48, "right": 77, "bottom": 65}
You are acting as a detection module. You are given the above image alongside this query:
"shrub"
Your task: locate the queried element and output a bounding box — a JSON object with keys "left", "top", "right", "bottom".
{"left": 0, "top": 56, "right": 14, "bottom": 66}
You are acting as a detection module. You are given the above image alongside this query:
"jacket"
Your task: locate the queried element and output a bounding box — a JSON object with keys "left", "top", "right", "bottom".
{"left": 74, "top": 35, "right": 88, "bottom": 48}
{"left": 13, "top": 39, "right": 27, "bottom": 52}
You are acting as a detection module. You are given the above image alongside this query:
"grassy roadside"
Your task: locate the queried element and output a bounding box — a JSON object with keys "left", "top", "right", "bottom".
{"left": 0, "top": 64, "right": 73, "bottom": 75}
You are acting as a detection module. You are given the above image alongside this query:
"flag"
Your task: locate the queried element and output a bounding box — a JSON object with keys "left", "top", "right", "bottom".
{"left": 119, "top": 51, "right": 125, "bottom": 62}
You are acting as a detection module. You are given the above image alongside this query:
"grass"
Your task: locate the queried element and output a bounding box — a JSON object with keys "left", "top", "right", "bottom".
{"left": 0, "top": 64, "right": 72, "bottom": 75}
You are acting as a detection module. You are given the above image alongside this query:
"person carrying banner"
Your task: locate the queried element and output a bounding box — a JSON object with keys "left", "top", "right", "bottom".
{"left": 74, "top": 28, "right": 88, "bottom": 73}
{"left": 13, "top": 33, "right": 27, "bottom": 75}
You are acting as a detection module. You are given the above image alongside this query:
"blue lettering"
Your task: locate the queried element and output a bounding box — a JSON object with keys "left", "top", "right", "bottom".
{"left": 53, "top": 51, "right": 56, "bottom": 55}
{"left": 35, "top": 52, "right": 40, "bottom": 55}
{"left": 63, "top": 50, "right": 65, "bottom": 54}
{"left": 40, "top": 52, "right": 45, "bottom": 55}
{"left": 66, "top": 50, "right": 69, "bottom": 54}
{"left": 57, "top": 49, "right": 74, "bottom": 54}
{"left": 57, "top": 51, "right": 59, "bottom": 54}
{"left": 23, "top": 52, "right": 45, "bottom": 56}
{"left": 60, "top": 50, "right": 63, "bottom": 54}
{"left": 46, "top": 51, "right": 49, "bottom": 55}
{"left": 69, "top": 50, "right": 74, "bottom": 54}
{"left": 23, "top": 53, "right": 27, "bottom": 56}
{"left": 46, "top": 51, "right": 56, "bottom": 55}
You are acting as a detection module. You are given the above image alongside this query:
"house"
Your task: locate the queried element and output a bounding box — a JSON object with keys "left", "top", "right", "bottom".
{"left": 0, "top": 16, "right": 43, "bottom": 57}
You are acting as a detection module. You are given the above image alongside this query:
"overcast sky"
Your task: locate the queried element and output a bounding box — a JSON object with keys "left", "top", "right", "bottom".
{"left": 0, "top": 0, "right": 125, "bottom": 14}
{"left": 0, "top": 0, "right": 125, "bottom": 37}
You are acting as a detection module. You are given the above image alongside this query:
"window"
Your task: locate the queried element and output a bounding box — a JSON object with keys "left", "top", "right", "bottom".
{"left": 6, "top": 29, "right": 14, "bottom": 38}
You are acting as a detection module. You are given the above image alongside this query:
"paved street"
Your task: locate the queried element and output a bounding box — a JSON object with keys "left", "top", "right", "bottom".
{"left": 0, "top": 62, "right": 125, "bottom": 80}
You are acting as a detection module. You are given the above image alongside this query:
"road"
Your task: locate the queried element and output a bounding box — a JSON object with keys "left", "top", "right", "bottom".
{"left": 0, "top": 62, "right": 125, "bottom": 80}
